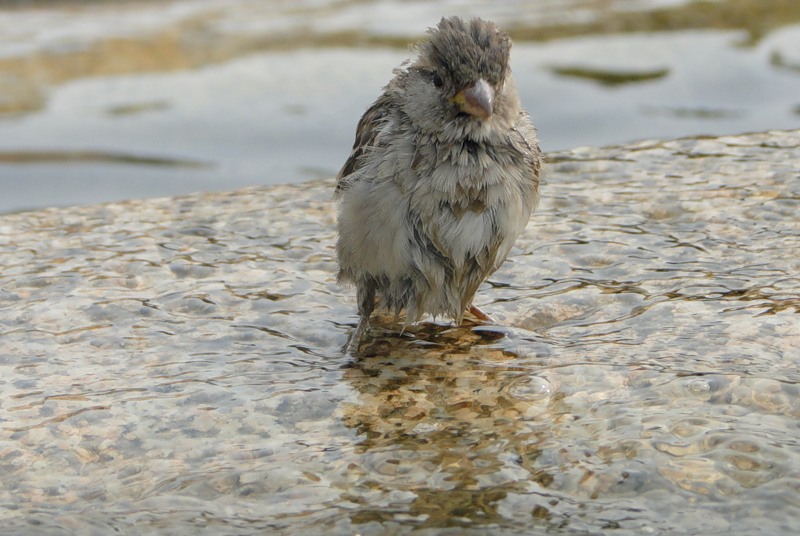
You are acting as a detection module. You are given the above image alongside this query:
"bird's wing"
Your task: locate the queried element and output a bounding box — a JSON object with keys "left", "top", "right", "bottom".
{"left": 334, "top": 95, "right": 391, "bottom": 197}
{"left": 513, "top": 111, "right": 543, "bottom": 187}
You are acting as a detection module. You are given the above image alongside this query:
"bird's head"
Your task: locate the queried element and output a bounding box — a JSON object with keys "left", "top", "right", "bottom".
{"left": 415, "top": 16, "right": 513, "bottom": 122}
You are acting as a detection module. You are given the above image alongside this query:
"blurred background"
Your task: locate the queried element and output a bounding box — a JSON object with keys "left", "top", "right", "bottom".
{"left": 0, "top": 0, "right": 798, "bottom": 213}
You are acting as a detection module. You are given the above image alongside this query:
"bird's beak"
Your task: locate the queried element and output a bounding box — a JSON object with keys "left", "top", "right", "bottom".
{"left": 451, "top": 78, "right": 494, "bottom": 119}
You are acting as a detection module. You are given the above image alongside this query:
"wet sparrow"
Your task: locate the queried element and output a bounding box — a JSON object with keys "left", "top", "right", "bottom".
{"left": 336, "top": 16, "right": 542, "bottom": 352}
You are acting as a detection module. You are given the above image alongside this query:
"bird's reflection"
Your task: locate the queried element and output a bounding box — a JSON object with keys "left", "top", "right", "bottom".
{"left": 338, "top": 319, "right": 558, "bottom": 529}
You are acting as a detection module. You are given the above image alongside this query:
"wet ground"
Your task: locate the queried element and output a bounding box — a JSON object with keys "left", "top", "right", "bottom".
{"left": 1, "top": 129, "right": 798, "bottom": 534}
{"left": 1, "top": 0, "right": 800, "bottom": 212}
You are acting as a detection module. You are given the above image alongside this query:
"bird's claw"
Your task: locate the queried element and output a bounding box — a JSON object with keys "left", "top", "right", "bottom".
{"left": 468, "top": 304, "right": 496, "bottom": 323}
{"left": 342, "top": 316, "right": 369, "bottom": 355}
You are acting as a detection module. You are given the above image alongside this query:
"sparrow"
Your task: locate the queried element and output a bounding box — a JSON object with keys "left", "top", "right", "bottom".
{"left": 335, "top": 16, "right": 542, "bottom": 353}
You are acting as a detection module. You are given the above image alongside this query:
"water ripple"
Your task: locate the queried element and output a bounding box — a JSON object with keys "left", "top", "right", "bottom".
{"left": 0, "top": 131, "right": 798, "bottom": 533}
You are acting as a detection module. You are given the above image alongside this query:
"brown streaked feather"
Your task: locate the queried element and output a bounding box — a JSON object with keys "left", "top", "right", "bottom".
{"left": 334, "top": 95, "right": 391, "bottom": 196}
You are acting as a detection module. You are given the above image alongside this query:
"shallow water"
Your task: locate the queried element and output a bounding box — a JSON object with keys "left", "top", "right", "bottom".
{"left": 1, "top": 0, "right": 800, "bottom": 212}
{"left": 1, "top": 130, "right": 798, "bottom": 534}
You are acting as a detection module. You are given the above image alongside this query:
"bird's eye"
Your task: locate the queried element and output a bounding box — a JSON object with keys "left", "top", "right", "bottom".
{"left": 432, "top": 71, "right": 444, "bottom": 88}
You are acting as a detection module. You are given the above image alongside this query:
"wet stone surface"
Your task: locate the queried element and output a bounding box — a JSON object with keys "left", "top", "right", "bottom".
{"left": 1, "top": 130, "right": 799, "bottom": 535}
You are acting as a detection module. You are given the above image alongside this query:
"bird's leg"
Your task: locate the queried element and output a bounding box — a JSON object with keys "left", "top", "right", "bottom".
{"left": 342, "top": 315, "right": 369, "bottom": 355}
{"left": 468, "top": 304, "right": 496, "bottom": 323}
{"left": 342, "top": 282, "right": 376, "bottom": 355}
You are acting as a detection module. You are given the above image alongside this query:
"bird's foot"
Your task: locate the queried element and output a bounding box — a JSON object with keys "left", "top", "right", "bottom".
{"left": 468, "top": 304, "right": 496, "bottom": 323}
{"left": 342, "top": 316, "right": 369, "bottom": 355}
